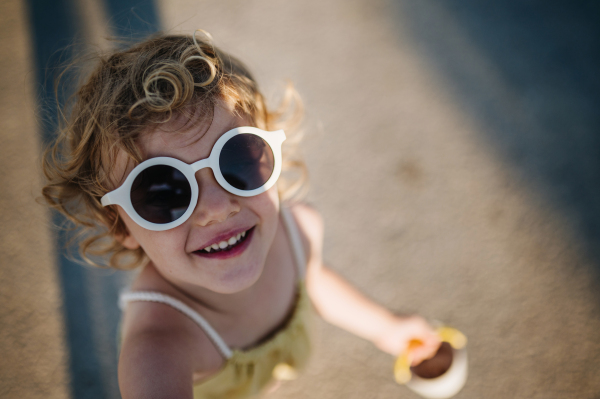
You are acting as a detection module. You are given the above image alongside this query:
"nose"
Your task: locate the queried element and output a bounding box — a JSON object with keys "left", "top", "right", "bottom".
{"left": 191, "top": 168, "right": 240, "bottom": 227}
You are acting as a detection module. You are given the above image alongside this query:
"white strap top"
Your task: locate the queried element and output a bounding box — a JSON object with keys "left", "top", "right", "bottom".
{"left": 280, "top": 206, "right": 307, "bottom": 278}
{"left": 119, "top": 207, "right": 306, "bottom": 360}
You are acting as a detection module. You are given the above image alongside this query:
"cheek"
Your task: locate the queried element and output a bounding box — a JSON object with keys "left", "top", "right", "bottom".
{"left": 249, "top": 187, "right": 280, "bottom": 249}
{"left": 253, "top": 186, "right": 280, "bottom": 224}
{"left": 142, "top": 231, "right": 184, "bottom": 256}
{"left": 117, "top": 208, "right": 186, "bottom": 259}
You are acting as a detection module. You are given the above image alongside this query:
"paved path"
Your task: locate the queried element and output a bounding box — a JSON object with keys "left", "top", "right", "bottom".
{"left": 2, "top": 1, "right": 599, "bottom": 398}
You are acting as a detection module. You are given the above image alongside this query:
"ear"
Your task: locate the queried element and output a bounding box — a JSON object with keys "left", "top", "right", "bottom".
{"left": 118, "top": 232, "right": 140, "bottom": 250}
{"left": 109, "top": 207, "right": 141, "bottom": 250}
{"left": 114, "top": 226, "right": 141, "bottom": 250}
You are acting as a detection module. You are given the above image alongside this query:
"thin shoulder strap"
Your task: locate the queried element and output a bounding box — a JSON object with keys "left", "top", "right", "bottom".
{"left": 119, "top": 291, "right": 233, "bottom": 359}
{"left": 280, "top": 206, "right": 307, "bottom": 278}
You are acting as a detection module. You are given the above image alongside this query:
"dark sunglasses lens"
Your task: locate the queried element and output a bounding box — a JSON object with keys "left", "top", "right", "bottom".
{"left": 219, "top": 134, "right": 275, "bottom": 191}
{"left": 130, "top": 165, "right": 192, "bottom": 224}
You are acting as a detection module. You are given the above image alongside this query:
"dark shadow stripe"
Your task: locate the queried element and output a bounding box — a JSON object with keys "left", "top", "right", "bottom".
{"left": 393, "top": 0, "right": 600, "bottom": 275}
{"left": 104, "top": 0, "right": 161, "bottom": 41}
{"left": 54, "top": 216, "right": 108, "bottom": 399}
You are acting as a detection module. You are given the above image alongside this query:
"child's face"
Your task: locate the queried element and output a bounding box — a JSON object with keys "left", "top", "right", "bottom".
{"left": 113, "top": 103, "right": 280, "bottom": 294}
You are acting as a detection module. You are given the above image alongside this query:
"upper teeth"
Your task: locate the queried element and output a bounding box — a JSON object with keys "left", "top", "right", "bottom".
{"left": 203, "top": 230, "right": 247, "bottom": 252}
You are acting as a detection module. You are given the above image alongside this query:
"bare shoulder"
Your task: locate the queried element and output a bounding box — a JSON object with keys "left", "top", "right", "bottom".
{"left": 119, "top": 300, "right": 223, "bottom": 398}
{"left": 286, "top": 202, "right": 324, "bottom": 266}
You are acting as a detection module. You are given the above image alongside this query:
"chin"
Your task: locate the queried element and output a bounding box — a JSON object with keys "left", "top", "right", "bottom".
{"left": 211, "top": 257, "right": 265, "bottom": 294}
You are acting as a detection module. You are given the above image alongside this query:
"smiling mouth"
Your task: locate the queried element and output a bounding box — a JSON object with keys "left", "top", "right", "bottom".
{"left": 195, "top": 227, "right": 254, "bottom": 255}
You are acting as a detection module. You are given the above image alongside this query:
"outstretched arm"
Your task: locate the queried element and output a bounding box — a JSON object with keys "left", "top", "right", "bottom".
{"left": 306, "top": 264, "right": 440, "bottom": 364}
{"left": 291, "top": 204, "right": 440, "bottom": 364}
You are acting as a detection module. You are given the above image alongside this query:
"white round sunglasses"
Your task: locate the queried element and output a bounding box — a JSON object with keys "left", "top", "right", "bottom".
{"left": 101, "top": 126, "right": 286, "bottom": 231}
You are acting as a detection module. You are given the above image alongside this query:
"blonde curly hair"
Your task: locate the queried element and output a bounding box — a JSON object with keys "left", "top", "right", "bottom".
{"left": 42, "top": 31, "right": 306, "bottom": 270}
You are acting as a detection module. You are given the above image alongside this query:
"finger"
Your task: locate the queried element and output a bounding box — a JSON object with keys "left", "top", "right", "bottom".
{"left": 410, "top": 342, "right": 441, "bottom": 365}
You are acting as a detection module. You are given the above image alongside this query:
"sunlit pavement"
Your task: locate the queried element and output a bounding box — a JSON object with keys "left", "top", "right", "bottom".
{"left": 2, "top": 1, "right": 600, "bottom": 398}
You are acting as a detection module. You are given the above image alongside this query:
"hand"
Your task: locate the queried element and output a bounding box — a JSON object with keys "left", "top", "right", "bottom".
{"left": 375, "top": 315, "right": 441, "bottom": 366}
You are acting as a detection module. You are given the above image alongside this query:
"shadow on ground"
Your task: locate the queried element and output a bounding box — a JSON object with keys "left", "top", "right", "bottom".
{"left": 394, "top": 0, "right": 600, "bottom": 276}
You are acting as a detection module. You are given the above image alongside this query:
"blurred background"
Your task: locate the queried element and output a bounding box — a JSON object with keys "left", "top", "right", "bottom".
{"left": 1, "top": 0, "right": 600, "bottom": 398}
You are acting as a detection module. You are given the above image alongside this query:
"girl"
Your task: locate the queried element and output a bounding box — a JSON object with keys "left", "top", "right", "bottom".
{"left": 43, "top": 31, "right": 441, "bottom": 398}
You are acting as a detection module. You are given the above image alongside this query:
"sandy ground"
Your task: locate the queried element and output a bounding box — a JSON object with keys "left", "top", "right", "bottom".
{"left": 2, "top": 1, "right": 600, "bottom": 398}
{"left": 0, "top": 1, "right": 69, "bottom": 398}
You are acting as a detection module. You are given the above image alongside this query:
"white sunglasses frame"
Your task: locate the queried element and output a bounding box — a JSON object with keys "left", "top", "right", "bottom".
{"left": 101, "top": 126, "right": 286, "bottom": 231}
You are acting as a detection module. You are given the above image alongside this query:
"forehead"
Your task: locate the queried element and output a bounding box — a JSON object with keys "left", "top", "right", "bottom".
{"left": 139, "top": 103, "right": 250, "bottom": 163}
{"left": 109, "top": 103, "right": 250, "bottom": 187}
